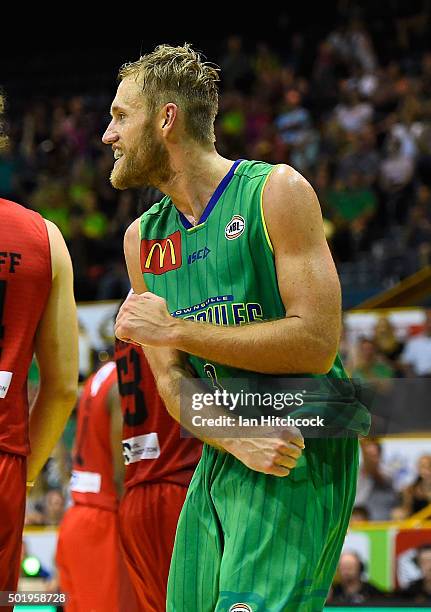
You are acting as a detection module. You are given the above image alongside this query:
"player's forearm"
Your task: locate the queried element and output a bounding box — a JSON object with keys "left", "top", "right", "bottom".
{"left": 152, "top": 365, "right": 305, "bottom": 477}
{"left": 152, "top": 364, "right": 249, "bottom": 453}
{"left": 171, "top": 316, "right": 337, "bottom": 374}
{"left": 27, "top": 385, "right": 77, "bottom": 483}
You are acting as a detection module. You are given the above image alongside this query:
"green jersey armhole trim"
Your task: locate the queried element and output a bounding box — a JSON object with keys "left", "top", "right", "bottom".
{"left": 260, "top": 165, "right": 277, "bottom": 254}
{"left": 138, "top": 213, "right": 143, "bottom": 241}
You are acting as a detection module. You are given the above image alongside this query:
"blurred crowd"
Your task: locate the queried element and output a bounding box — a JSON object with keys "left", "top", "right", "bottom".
{"left": 2, "top": 4, "right": 431, "bottom": 302}
{"left": 326, "top": 544, "right": 431, "bottom": 605}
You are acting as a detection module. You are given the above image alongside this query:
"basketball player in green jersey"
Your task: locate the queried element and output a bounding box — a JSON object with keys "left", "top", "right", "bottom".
{"left": 106, "top": 44, "right": 370, "bottom": 611}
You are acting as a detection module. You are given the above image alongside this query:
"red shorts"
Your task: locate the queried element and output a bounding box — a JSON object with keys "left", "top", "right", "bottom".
{"left": 119, "top": 482, "right": 188, "bottom": 612}
{"left": 0, "top": 452, "right": 26, "bottom": 610}
{"left": 56, "top": 504, "right": 139, "bottom": 612}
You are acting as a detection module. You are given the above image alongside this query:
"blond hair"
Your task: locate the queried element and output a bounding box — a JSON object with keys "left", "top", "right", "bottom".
{"left": 0, "top": 94, "right": 8, "bottom": 151}
{"left": 119, "top": 43, "right": 220, "bottom": 145}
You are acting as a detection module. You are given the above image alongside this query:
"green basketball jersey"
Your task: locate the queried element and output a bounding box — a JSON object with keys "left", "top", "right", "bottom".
{"left": 139, "top": 159, "right": 370, "bottom": 435}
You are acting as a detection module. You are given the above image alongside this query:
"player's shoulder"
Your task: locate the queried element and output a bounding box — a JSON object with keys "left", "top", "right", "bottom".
{"left": 123, "top": 196, "right": 173, "bottom": 242}
{"left": 263, "top": 163, "right": 315, "bottom": 200}
{"left": 1, "top": 198, "right": 54, "bottom": 249}
{"left": 235, "top": 160, "right": 308, "bottom": 191}
{"left": 234, "top": 158, "right": 275, "bottom": 180}
{"left": 141, "top": 195, "right": 172, "bottom": 221}
{"left": 0, "top": 196, "right": 20, "bottom": 209}
{"left": 89, "top": 361, "right": 117, "bottom": 397}
{"left": 0, "top": 197, "right": 40, "bottom": 218}
{"left": 235, "top": 161, "right": 312, "bottom": 207}
{"left": 124, "top": 217, "right": 140, "bottom": 240}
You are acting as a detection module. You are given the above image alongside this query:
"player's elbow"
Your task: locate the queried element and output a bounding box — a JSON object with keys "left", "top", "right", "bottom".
{"left": 310, "top": 355, "right": 336, "bottom": 375}
{"left": 60, "top": 385, "right": 79, "bottom": 407}
{"left": 55, "top": 386, "right": 78, "bottom": 412}
{"left": 309, "top": 334, "right": 338, "bottom": 374}
{"left": 40, "top": 378, "right": 78, "bottom": 409}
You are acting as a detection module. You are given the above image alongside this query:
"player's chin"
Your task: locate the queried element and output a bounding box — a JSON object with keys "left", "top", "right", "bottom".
{"left": 110, "top": 166, "right": 131, "bottom": 190}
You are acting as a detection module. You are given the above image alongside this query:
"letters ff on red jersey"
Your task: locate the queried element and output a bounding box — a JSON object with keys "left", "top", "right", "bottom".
{"left": 0, "top": 199, "right": 51, "bottom": 455}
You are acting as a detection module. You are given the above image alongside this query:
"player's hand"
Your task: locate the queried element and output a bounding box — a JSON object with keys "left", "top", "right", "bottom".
{"left": 115, "top": 291, "right": 179, "bottom": 347}
{"left": 223, "top": 427, "right": 305, "bottom": 477}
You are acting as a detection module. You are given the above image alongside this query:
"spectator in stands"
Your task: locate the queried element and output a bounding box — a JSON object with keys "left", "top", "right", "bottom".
{"left": 67, "top": 208, "right": 94, "bottom": 301}
{"left": 350, "top": 505, "right": 370, "bottom": 524}
{"left": 348, "top": 18, "right": 378, "bottom": 73}
{"left": 406, "top": 184, "right": 431, "bottom": 267}
{"left": 351, "top": 338, "right": 395, "bottom": 381}
{"left": 220, "top": 35, "right": 253, "bottom": 93}
{"left": 372, "top": 317, "right": 404, "bottom": 372}
{"left": 218, "top": 91, "right": 247, "bottom": 154}
{"left": 332, "top": 85, "right": 373, "bottom": 135}
{"left": 25, "top": 488, "right": 66, "bottom": 526}
{"left": 400, "top": 544, "right": 431, "bottom": 604}
{"left": 328, "top": 551, "right": 385, "bottom": 604}
{"left": 401, "top": 309, "right": 431, "bottom": 376}
{"left": 355, "top": 440, "right": 398, "bottom": 520}
{"left": 328, "top": 172, "right": 377, "bottom": 226}
{"left": 107, "top": 191, "right": 136, "bottom": 243}
{"left": 42, "top": 488, "right": 66, "bottom": 526}
{"left": 326, "top": 172, "right": 377, "bottom": 262}
{"left": 379, "top": 135, "right": 415, "bottom": 224}
{"left": 393, "top": 455, "right": 431, "bottom": 519}
{"left": 336, "top": 126, "right": 380, "bottom": 187}
{"left": 275, "top": 89, "right": 318, "bottom": 172}
{"left": 310, "top": 41, "right": 338, "bottom": 115}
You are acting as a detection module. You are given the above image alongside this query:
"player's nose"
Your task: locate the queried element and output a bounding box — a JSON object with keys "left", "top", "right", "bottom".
{"left": 102, "top": 121, "right": 118, "bottom": 145}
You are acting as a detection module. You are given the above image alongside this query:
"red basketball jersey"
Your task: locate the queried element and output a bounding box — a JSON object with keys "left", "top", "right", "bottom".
{"left": 70, "top": 362, "right": 118, "bottom": 511}
{"left": 0, "top": 199, "right": 51, "bottom": 455}
{"left": 114, "top": 340, "right": 202, "bottom": 488}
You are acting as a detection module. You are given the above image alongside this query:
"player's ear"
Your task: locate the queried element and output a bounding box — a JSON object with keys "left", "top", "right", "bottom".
{"left": 160, "top": 103, "right": 178, "bottom": 138}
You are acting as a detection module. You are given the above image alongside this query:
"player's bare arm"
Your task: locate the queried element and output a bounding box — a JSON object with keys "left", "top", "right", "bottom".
{"left": 116, "top": 165, "right": 341, "bottom": 375}
{"left": 143, "top": 344, "right": 304, "bottom": 478}
{"left": 118, "top": 220, "right": 304, "bottom": 477}
{"left": 26, "top": 220, "right": 79, "bottom": 483}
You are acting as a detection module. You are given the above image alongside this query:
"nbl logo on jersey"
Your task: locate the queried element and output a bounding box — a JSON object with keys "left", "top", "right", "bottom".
{"left": 229, "top": 605, "right": 253, "bottom": 612}
{"left": 140, "top": 230, "right": 182, "bottom": 275}
{"left": 225, "top": 215, "right": 245, "bottom": 240}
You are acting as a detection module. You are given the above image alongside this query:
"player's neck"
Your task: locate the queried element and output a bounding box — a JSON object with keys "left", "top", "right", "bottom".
{"left": 159, "top": 147, "right": 235, "bottom": 224}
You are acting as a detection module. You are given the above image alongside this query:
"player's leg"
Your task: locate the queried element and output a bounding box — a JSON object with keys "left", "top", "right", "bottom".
{"left": 119, "top": 481, "right": 188, "bottom": 611}
{"left": 167, "top": 446, "right": 223, "bottom": 612}
{"left": 56, "top": 519, "right": 79, "bottom": 612}
{"left": 0, "top": 452, "right": 26, "bottom": 602}
{"left": 211, "top": 438, "right": 358, "bottom": 612}
{"left": 305, "top": 437, "right": 360, "bottom": 609}
{"left": 55, "top": 507, "right": 80, "bottom": 612}
{"left": 56, "top": 505, "right": 128, "bottom": 612}
{"left": 115, "top": 525, "right": 140, "bottom": 612}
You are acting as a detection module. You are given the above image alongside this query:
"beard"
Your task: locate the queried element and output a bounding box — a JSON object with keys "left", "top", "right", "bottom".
{"left": 110, "top": 121, "right": 174, "bottom": 190}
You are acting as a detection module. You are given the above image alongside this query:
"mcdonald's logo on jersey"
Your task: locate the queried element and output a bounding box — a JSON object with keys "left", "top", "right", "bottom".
{"left": 140, "top": 230, "right": 182, "bottom": 275}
